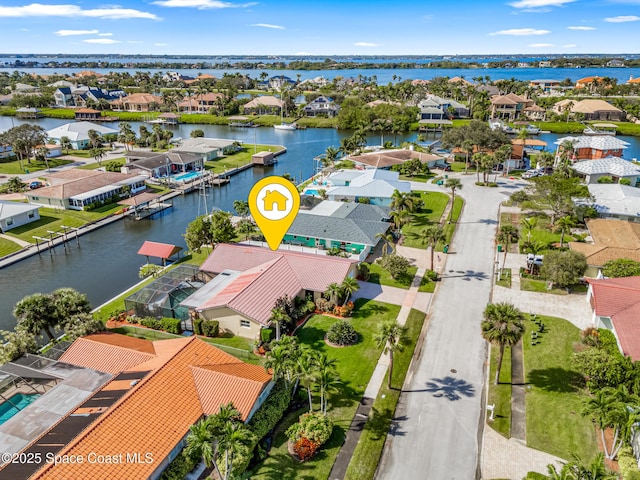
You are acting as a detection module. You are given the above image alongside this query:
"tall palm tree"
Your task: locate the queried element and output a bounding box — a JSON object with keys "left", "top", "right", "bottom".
{"left": 297, "top": 350, "right": 318, "bottom": 411}
{"left": 324, "top": 146, "right": 340, "bottom": 167}
{"left": 324, "top": 282, "right": 343, "bottom": 305}
{"left": 340, "top": 277, "right": 359, "bottom": 306}
{"left": 269, "top": 306, "right": 290, "bottom": 340}
{"left": 389, "top": 209, "right": 412, "bottom": 231}
{"left": 481, "top": 302, "right": 525, "bottom": 385}
{"left": 497, "top": 224, "right": 519, "bottom": 269}
{"left": 375, "top": 320, "right": 408, "bottom": 389}
{"left": 233, "top": 199, "right": 249, "bottom": 218}
{"left": 420, "top": 225, "right": 445, "bottom": 271}
{"left": 520, "top": 217, "right": 537, "bottom": 243}
{"left": 390, "top": 190, "right": 416, "bottom": 213}
{"left": 216, "top": 421, "right": 254, "bottom": 480}
{"left": 375, "top": 232, "right": 395, "bottom": 256}
{"left": 184, "top": 419, "right": 214, "bottom": 469}
{"left": 59, "top": 135, "right": 72, "bottom": 154}
{"left": 444, "top": 178, "right": 462, "bottom": 223}
{"left": 556, "top": 215, "right": 575, "bottom": 248}
{"left": 314, "top": 353, "right": 340, "bottom": 415}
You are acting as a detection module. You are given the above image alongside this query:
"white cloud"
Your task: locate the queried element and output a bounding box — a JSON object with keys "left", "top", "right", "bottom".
{"left": 152, "top": 0, "right": 255, "bottom": 9}
{"left": 563, "top": 43, "right": 577, "bottom": 47}
{"left": 250, "top": 23, "right": 284, "bottom": 29}
{"left": 567, "top": 25, "right": 596, "bottom": 30}
{"left": 19, "top": 27, "right": 30, "bottom": 31}
{"left": 529, "top": 43, "right": 554, "bottom": 47}
{"left": 0, "top": 4, "right": 159, "bottom": 19}
{"left": 354, "top": 42, "right": 381, "bottom": 47}
{"left": 509, "top": 0, "right": 574, "bottom": 7}
{"left": 98, "top": 32, "right": 113, "bottom": 36}
{"left": 489, "top": 28, "right": 550, "bottom": 35}
{"left": 83, "top": 38, "right": 121, "bottom": 44}
{"left": 54, "top": 29, "right": 98, "bottom": 36}
{"left": 604, "top": 15, "right": 640, "bottom": 22}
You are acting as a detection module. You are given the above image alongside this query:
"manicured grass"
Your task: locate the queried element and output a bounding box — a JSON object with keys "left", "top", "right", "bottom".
{"left": 203, "top": 144, "right": 284, "bottom": 175}
{"left": 0, "top": 236, "right": 22, "bottom": 257}
{"left": 401, "top": 192, "right": 449, "bottom": 249}
{"left": 520, "top": 277, "right": 569, "bottom": 295}
{"left": 0, "top": 157, "right": 74, "bottom": 175}
{"left": 250, "top": 299, "right": 401, "bottom": 480}
{"left": 439, "top": 196, "right": 464, "bottom": 250}
{"left": 399, "top": 173, "right": 435, "bottom": 182}
{"left": 487, "top": 345, "right": 512, "bottom": 438}
{"left": 523, "top": 314, "right": 598, "bottom": 461}
{"left": 5, "top": 204, "right": 122, "bottom": 243}
{"left": 77, "top": 158, "right": 126, "bottom": 170}
{"left": 367, "top": 261, "right": 417, "bottom": 289}
{"left": 344, "top": 308, "right": 425, "bottom": 480}
{"left": 418, "top": 274, "right": 436, "bottom": 293}
{"left": 501, "top": 212, "right": 575, "bottom": 249}
{"left": 495, "top": 268, "right": 512, "bottom": 289}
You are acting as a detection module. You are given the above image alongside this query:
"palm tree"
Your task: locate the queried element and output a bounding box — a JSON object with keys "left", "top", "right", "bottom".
{"left": 389, "top": 209, "right": 412, "bottom": 231}
{"left": 376, "top": 232, "right": 395, "bottom": 256}
{"left": 390, "top": 190, "right": 417, "bottom": 213}
{"left": 444, "top": 178, "right": 462, "bottom": 223}
{"left": 421, "top": 225, "right": 445, "bottom": 270}
{"left": 233, "top": 199, "right": 249, "bottom": 218}
{"left": 324, "top": 282, "right": 343, "bottom": 305}
{"left": 297, "top": 349, "right": 318, "bottom": 411}
{"left": 520, "top": 217, "right": 537, "bottom": 243}
{"left": 314, "top": 353, "right": 340, "bottom": 415}
{"left": 556, "top": 215, "right": 576, "bottom": 248}
{"left": 59, "top": 136, "right": 72, "bottom": 154}
{"left": 236, "top": 219, "right": 256, "bottom": 241}
{"left": 375, "top": 320, "right": 408, "bottom": 389}
{"left": 497, "top": 224, "right": 519, "bottom": 269}
{"left": 567, "top": 453, "right": 618, "bottom": 479}
{"left": 324, "top": 146, "right": 340, "bottom": 167}
{"left": 269, "top": 306, "right": 290, "bottom": 340}
{"left": 184, "top": 419, "right": 215, "bottom": 469}
{"left": 87, "top": 129, "right": 102, "bottom": 149}
{"left": 216, "top": 421, "right": 254, "bottom": 480}
{"left": 481, "top": 302, "right": 525, "bottom": 385}
{"left": 340, "top": 277, "right": 359, "bottom": 306}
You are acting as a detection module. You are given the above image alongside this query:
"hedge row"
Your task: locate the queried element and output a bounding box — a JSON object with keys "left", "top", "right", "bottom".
{"left": 137, "top": 316, "right": 182, "bottom": 335}
{"left": 193, "top": 318, "right": 219, "bottom": 337}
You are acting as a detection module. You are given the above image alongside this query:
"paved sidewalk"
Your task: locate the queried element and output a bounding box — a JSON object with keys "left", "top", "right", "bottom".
{"left": 0, "top": 233, "right": 30, "bottom": 248}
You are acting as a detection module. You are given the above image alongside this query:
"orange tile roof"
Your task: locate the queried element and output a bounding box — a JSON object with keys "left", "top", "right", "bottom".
{"left": 58, "top": 336, "right": 156, "bottom": 374}
{"left": 137, "top": 240, "right": 182, "bottom": 259}
{"left": 569, "top": 219, "right": 640, "bottom": 267}
{"left": 31, "top": 335, "right": 271, "bottom": 480}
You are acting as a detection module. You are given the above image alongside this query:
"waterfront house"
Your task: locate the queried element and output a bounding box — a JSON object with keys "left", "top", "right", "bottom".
{"left": 575, "top": 76, "right": 609, "bottom": 91}
{"left": 110, "top": 93, "right": 162, "bottom": 112}
{"left": 242, "top": 96, "right": 284, "bottom": 115}
{"left": 419, "top": 95, "right": 469, "bottom": 118}
{"left": 123, "top": 151, "right": 203, "bottom": 178}
{"left": 324, "top": 169, "right": 411, "bottom": 206}
{"left": 303, "top": 96, "right": 340, "bottom": 117}
{"left": 171, "top": 137, "right": 239, "bottom": 161}
{"left": 345, "top": 149, "right": 447, "bottom": 170}
{"left": 490, "top": 93, "right": 534, "bottom": 120}
{"left": 560, "top": 99, "right": 624, "bottom": 121}
{"left": 528, "top": 79, "right": 561, "bottom": 92}
{"left": 572, "top": 157, "right": 640, "bottom": 185}
{"left": 0, "top": 333, "right": 272, "bottom": 480}
{"left": 0, "top": 200, "right": 40, "bottom": 233}
{"left": 46, "top": 121, "right": 119, "bottom": 150}
{"left": 183, "top": 244, "right": 357, "bottom": 338}
{"left": 74, "top": 108, "right": 102, "bottom": 121}
{"left": 586, "top": 276, "right": 640, "bottom": 360}
{"left": 178, "top": 92, "right": 223, "bottom": 114}
{"left": 569, "top": 219, "right": 640, "bottom": 276}
{"left": 24, "top": 169, "right": 146, "bottom": 210}
{"left": 283, "top": 200, "right": 391, "bottom": 257}
{"left": 53, "top": 87, "right": 74, "bottom": 107}
{"left": 554, "top": 135, "right": 629, "bottom": 162}
{"left": 70, "top": 86, "right": 124, "bottom": 108}
{"left": 267, "top": 75, "right": 296, "bottom": 89}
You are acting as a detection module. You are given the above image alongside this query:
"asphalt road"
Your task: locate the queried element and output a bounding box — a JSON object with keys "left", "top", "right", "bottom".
{"left": 376, "top": 175, "right": 525, "bottom": 480}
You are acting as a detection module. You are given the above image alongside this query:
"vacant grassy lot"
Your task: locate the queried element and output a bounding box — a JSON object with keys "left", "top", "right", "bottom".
{"left": 204, "top": 144, "right": 284, "bottom": 175}
{"left": 367, "top": 261, "right": 417, "bottom": 289}
{"left": 523, "top": 314, "right": 598, "bottom": 461}
{"left": 0, "top": 157, "right": 74, "bottom": 175}
{"left": 250, "top": 299, "right": 401, "bottom": 480}
{"left": 401, "top": 191, "right": 449, "bottom": 249}
{"left": 5, "top": 204, "right": 122, "bottom": 243}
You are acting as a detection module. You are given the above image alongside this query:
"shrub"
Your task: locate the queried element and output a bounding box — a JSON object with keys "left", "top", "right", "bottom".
{"left": 315, "top": 297, "right": 335, "bottom": 313}
{"left": 425, "top": 270, "right": 438, "bottom": 281}
{"left": 580, "top": 327, "right": 600, "bottom": 347}
{"left": 260, "top": 328, "right": 274, "bottom": 343}
{"left": 161, "top": 317, "right": 181, "bottom": 335}
{"left": 200, "top": 320, "right": 219, "bottom": 337}
{"left": 247, "top": 380, "right": 292, "bottom": 441}
{"left": 620, "top": 178, "right": 632, "bottom": 186}
{"left": 378, "top": 253, "right": 411, "bottom": 279}
{"left": 286, "top": 412, "right": 333, "bottom": 446}
{"left": 293, "top": 438, "right": 319, "bottom": 461}
{"left": 159, "top": 452, "right": 198, "bottom": 480}
{"left": 140, "top": 316, "right": 162, "bottom": 330}
{"left": 326, "top": 320, "right": 358, "bottom": 346}
{"left": 357, "top": 262, "right": 370, "bottom": 281}
{"left": 598, "top": 328, "right": 620, "bottom": 355}
{"left": 597, "top": 175, "right": 614, "bottom": 184}
{"left": 617, "top": 447, "right": 640, "bottom": 480}
{"left": 193, "top": 317, "right": 202, "bottom": 335}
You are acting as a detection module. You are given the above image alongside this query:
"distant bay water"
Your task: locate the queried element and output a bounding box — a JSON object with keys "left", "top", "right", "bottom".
{"left": 1, "top": 55, "right": 640, "bottom": 84}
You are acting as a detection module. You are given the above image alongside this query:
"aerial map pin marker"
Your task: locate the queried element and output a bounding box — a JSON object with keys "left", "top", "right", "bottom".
{"left": 249, "top": 176, "right": 301, "bottom": 251}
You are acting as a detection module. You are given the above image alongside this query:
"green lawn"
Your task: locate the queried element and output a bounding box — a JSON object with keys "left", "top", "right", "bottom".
{"left": 439, "top": 196, "right": 464, "bottom": 250}
{"left": 250, "top": 299, "right": 401, "bottom": 480}
{"left": 203, "top": 144, "right": 284, "bottom": 175}
{"left": 400, "top": 192, "right": 450, "bottom": 249}
{"left": 487, "top": 345, "right": 512, "bottom": 438}
{"left": 344, "top": 308, "right": 425, "bottom": 480}
{"left": 520, "top": 277, "right": 569, "bottom": 295}
{"left": 5, "top": 204, "right": 122, "bottom": 244}
{"left": 418, "top": 274, "right": 437, "bottom": 293}
{"left": 495, "top": 268, "right": 512, "bottom": 289}
{"left": 399, "top": 173, "right": 435, "bottom": 182}
{"left": 524, "top": 314, "right": 598, "bottom": 461}
{"left": 368, "top": 261, "right": 417, "bottom": 289}
{"left": 0, "top": 236, "right": 22, "bottom": 257}
{"left": 77, "top": 158, "right": 126, "bottom": 170}
{"left": 0, "top": 157, "right": 74, "bottom": 175}
{"left": 500, "top": 212, "right": 575, "bottom": 249}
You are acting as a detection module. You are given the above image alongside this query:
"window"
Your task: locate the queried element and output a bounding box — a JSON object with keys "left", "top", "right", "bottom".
{"left": 28, "top": 212, "right": 35, "bottom": 219}
{"left": 6, "top": 217, "right": 13, "bottom": 226}
{"left": 240, "top": 320, "right": 251, "bottom": 328}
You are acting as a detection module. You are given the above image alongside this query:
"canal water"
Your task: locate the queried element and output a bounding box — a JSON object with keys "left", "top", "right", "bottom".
{"left": 1, "top": 117, "right": 640, "bottom": 330}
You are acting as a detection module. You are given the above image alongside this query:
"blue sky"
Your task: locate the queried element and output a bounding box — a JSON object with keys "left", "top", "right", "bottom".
{"left": 1, "top": 0, "right": 639, "bottom": 55}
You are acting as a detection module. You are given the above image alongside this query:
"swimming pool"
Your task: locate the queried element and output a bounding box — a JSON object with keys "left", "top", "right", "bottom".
{"left": 305, "top": 189, "right": 319, "bottom": 196}
{"left": 173, "top": 171, "right": 202, "bottom": 182}
{"left": 0, "top": 393, "right": 40, "bottom": 424}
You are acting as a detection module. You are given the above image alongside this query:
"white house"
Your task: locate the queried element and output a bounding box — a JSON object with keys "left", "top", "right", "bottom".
{"left": 47, "top": 122, "right": 118, "bottom": 150}
{"left": 586, "top": 183, "right": 640, "bottom": 221}
{"left": 0, "top": 200, "right": 40, "bottom": 233}
{"left": 172, "top": 137, "right": 239, "bottom": 161}
{"left": 572, "top": 157, "right": 640, "bottom": 185}
{"left": 323, "top": 169, "right": 411, "bottom": 206}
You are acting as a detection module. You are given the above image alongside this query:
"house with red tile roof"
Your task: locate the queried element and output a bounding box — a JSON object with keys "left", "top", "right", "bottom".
{"left": 586, "top": 276, "right": 640, "bottom": 361}
{"left": 0, "top": 332, "right": 272, "bottom": 480}
{"left": 181, "top": 244, "right": 357, "bottom": 338}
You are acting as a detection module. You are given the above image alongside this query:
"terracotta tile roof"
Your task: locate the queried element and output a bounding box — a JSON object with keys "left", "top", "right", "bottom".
{"left": 58, "top": 336, "right": 156, "bottom": 374}
{"left": 81, "top": 332, "right": 156, "bottom": 354}
{"left": 569, "top": 219, "right": 640, "bottom": 267}
{"left": 586, "top": 277, "right": 640, "bottom": 360}
{"left": 137, "top": 240, "right": 182, "bottom": 259}
{"left": 31, "top": 335, "right": 271, "bottom": 480}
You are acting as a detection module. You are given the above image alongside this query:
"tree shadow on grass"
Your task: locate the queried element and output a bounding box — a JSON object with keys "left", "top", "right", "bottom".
{"left": 527, "top": 367, "right": 584, "bottom": 393}
{"left": 295, "top": 326, "right": 328, "bottom": 350}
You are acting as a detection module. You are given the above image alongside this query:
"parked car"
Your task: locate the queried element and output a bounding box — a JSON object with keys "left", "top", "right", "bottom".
{"left": 29, "top": 181, "right": 43, "bottom": 189}
{"left": 522, "top": 170, "right": 538, "bottom": 179}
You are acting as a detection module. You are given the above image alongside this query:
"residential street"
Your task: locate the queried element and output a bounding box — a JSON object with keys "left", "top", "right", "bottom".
{"left": 376, "top": 174, "right": 526, "bottom": 480}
